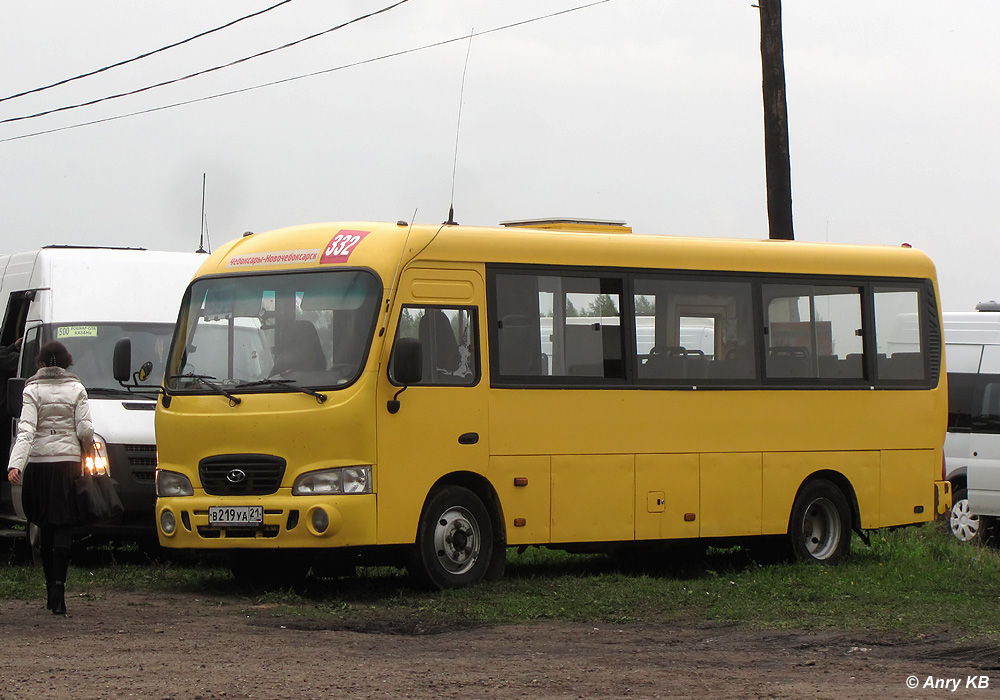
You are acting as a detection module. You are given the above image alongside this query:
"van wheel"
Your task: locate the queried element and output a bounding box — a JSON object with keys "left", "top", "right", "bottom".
{"left": 949, "top": 488, "right": 982, "bottom": 544}
{"left": 409, "top": 486, "right": 494, "bottom": 590}
{"left": 788, "top": 480, "right": 851, "bottom": 564}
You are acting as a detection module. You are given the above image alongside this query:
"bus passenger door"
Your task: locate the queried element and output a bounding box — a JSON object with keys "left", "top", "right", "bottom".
{"left": 375, "top": 268, "right": 490, "bottom": 546}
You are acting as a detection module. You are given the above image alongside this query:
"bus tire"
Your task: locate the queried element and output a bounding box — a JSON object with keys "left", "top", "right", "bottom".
{"left": 788, "top": 479, "right": 851, "bottom": 564}
{"left": 410, "top": 486, "right": 494, "bottom": 590}
{"left": 948, "top": 488, "right": 983, "bottom": 544}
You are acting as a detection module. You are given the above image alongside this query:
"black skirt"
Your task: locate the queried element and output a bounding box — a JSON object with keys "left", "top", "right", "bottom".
{"left": 21, "top": 461, "right": 81, "bottom": 527}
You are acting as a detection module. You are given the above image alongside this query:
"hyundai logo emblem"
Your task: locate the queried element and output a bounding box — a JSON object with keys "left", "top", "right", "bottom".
{"left": 226, "top": 469, "right": 247, "bottom": 484}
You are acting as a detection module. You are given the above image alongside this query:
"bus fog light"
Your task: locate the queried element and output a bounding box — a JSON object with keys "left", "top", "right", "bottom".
{"left": 312, "top": 508, "right": 329, "bottom": 533}
{"left": 160, "top": 510, "right": 177, "bottom": 535}
{"left": 306, "top": 505, "right": 341, "bottom": 537}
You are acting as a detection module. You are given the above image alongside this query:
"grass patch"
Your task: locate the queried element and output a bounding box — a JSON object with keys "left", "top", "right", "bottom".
{"left": 4, "top": 523, "right": 1000, "bottom": 638}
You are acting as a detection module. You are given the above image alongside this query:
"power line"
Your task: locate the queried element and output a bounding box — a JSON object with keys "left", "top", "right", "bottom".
{"left": 0, "top": 0, "right": 295, "bottom": 104}
{"left": 0, "top": 0, "right": 611, "bottom": 144}
{"left": 0, "top": 0, "right": 410, "bottom": 125}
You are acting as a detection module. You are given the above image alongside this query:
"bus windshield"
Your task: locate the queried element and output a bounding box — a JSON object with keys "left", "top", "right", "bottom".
{"left": 166, "top": 269, "right": 382, "bottom": 393}
{"left": 36, "top": 323, "right": 174, "bottom": 396}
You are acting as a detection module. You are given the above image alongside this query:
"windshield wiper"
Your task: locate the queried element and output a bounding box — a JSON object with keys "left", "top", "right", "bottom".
{"left": 168, "top": 373, "right": 242, "bottom": 406}
{"left": 234, "top": 378, "right": 328, "bottom": 404}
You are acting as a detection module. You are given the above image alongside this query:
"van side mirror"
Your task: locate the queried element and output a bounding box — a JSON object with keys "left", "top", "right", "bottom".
{"left": 113, "top": 338, "right": 133, "bottom": 383}
{"left": 387, "top": 338, "right": 422, "bottom": 414}
{"left": 6, "top": 377, "right": 26, "bottom": 418}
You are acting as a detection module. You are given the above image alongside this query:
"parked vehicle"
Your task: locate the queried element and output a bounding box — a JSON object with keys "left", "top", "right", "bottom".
{"left": 0, "top": 246, "right": 206, "bottom": 546}
{"left": 943, "top": 302, "right": 1000, "bottom": 545}
{"left": 120, "top": 219, "right": 948, "bottom": 587}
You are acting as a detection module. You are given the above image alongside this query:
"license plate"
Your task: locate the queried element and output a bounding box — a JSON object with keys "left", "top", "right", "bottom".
{"left": 208, "top": 506, "right": 263, "bottom": 527}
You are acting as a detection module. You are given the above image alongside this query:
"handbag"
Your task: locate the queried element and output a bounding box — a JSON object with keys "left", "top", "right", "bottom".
{"left": 76, "top": 473, "right": 125, "bottom": 524}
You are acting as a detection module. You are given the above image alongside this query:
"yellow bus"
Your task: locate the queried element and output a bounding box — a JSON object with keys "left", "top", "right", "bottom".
{"left": 116, "top": 219, "right": 950, "bottom": 587}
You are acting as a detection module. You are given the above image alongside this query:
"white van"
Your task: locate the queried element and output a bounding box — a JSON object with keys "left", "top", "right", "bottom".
{"left": 943, "top": 303, "right": 1000, "bottom": 545}
{"left": 0, "top": 246, "right": 205, "bottom": 543}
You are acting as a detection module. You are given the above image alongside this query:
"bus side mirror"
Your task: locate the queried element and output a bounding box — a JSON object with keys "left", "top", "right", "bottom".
{"left": 113, "top": 338, "right": 133, "bottom": 383}
{"left": 392, "top": 338, "right": 423, "bottom": 386}
{"left": 6, "top": 377, "right": 26, "bottom": 418}
{"left": 387, "top": 338, "right": 422, "bottom": 414}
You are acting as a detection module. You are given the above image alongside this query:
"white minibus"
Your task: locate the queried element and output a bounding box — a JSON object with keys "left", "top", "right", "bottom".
{"left": 943, "top": 303, "right": 1000, "bottom": 544}
{"left": 0, "top": 246, "right": 205, "bottom": 546}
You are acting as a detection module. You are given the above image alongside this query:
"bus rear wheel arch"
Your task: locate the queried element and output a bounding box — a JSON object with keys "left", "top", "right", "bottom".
{"left": 787, "top": 478, "right": 852, "bottom": 564}
{"left": 409, "top": 484, "right": 503, "bottom": 589}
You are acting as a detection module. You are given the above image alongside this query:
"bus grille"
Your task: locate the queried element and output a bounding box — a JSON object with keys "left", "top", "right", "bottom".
{"left": 199, "top": 454, "right": 287, "bottom": 496}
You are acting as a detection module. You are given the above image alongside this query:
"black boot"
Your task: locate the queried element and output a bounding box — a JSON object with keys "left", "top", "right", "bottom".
{"left": 40, "top": 528, "right": 55, "bottom": 610}
{"left": 50, "top": 581, "right": 66, "bottom": 615}
{"left": 51, "top": 543, "right": 71, "bottom": 616}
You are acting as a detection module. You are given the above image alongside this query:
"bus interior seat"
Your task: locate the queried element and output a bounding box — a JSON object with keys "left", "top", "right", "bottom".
{"left": 419, "top": 309, "right": 461, "bottom": 380}
{"left": 271, "top": 320, "right": 326, "bottom": 375}
{"left": 879, "top": 352, "right": 924, "bottom": 380}
{"left": 843, "top": 353, "right": 864, "bottom": 378}
{"left": 498, "top": 314, "right": 542, "bottom": 375}
{"left": 641, "top": 346, "right": 681, "bottom": 378}
{"left": 818, "top": 354, "right": 840, "bottom": 378}
{"left": 566, "top": 323, "right": 604, "bottom": 376}
{"left": 767, "top": 346, "right": 810, "bottom": 378}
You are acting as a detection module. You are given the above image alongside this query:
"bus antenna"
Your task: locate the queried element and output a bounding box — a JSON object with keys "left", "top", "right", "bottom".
{"left": 444, "top": 30, "right": 474, "bottom": 226}
{"left": 196, "top": 172, "right": 210, "bottom": 254}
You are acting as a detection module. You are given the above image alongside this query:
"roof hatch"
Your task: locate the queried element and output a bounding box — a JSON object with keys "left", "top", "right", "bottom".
{"left": 499, "top": 218, "right": 632, "bottom": 234}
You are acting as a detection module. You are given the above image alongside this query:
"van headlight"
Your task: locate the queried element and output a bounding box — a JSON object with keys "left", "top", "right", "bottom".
{"left": 156, "top": 469, "right": 194, "bottom": 497}
{"left": 84, "top": 434, "right": 110, "bottom": 475}
{"left": 292, "top": 466, "right": 372, "bottom": 495}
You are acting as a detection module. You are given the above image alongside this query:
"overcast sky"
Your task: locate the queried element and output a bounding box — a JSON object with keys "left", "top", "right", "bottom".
{"left": 1, "top": 1, "right": 997, "bottom": 311}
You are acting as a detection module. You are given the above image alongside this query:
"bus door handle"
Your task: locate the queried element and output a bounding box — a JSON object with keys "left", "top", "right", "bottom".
{"left": 458, "top": 432, "right": 479, "bottom": 445}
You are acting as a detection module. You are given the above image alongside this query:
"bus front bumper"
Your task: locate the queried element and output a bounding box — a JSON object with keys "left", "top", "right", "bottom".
{"left": 156, "top": 494, "right": 377, "bottom": 549}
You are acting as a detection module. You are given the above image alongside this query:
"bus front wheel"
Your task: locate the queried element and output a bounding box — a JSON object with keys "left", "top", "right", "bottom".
{"left": 410, "top": 486, "right": 494, "bottom": 590}
{"left": 788, "top": 479, "right": 851, "bottom": 564}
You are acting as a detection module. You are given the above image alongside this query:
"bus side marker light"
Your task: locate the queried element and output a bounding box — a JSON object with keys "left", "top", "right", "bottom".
{"left": 684, "top": 513, "right": 696, "bottom": 522}
{"left": 513, "top": 518, "right": 526, "bottom": 527}
{"left": 914, "top": 505, "right": 924, "bottom": 514}
{"left": 513, "top": 477, "right": 528, "bottom": 487}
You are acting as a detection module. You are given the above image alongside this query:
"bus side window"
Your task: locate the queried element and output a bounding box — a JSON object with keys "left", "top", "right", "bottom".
{"left": 392, "top": 306, "right": 478, "bottom": 386}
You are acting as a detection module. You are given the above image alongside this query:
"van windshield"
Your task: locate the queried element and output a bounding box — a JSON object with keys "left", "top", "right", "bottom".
{"left": 35, "top": 323, "right": 174, "bottom": 396}
{"left": 166, "top": 269, "right": 382, "bottom": 392}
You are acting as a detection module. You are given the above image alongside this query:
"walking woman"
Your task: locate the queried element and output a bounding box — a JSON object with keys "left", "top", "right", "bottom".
{"left": 6, "top": 341, "right": 93, "bottom": 615}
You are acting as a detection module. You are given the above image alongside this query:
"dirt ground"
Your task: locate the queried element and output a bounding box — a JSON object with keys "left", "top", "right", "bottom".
{"left": 1, "top": 588, "right": 998, "bottom": 700}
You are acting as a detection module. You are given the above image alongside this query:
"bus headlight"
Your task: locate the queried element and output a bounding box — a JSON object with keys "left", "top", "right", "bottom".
{"left": 156, "top": 469, "right": 194, "bottom": 497}
{"left": 292, "top": 466, "right": 372, "bottom": 495}
{"left": 84, "top": 435, "right": 110, "bottom": 475}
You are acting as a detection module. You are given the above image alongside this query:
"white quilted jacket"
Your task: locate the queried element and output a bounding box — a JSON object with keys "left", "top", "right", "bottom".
{"left": 7, "top": 367, "right": 95, "bottom": 474}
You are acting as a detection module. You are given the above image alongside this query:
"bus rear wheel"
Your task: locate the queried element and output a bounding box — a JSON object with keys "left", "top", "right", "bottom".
{"left": 410, "top": 486, "right": 494, "bottom": 590}
{"left": 788, "top": 480, "right": 851, "bottom": 564}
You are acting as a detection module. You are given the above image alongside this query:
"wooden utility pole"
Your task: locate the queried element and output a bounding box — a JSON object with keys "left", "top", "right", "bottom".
{"left": 758, "top": 0, "right": 794, "bottom": 240}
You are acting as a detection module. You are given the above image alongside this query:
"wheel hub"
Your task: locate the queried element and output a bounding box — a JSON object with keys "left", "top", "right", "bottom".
{"left": 433, "top": 506, "right": 480, "bottom": 574}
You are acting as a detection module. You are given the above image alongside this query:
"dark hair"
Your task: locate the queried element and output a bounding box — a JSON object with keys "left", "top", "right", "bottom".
{"left": 37, "top": 341, "right": 73, "bottom": 369}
